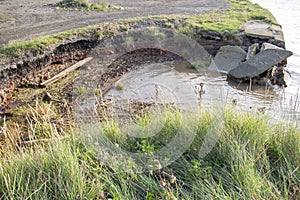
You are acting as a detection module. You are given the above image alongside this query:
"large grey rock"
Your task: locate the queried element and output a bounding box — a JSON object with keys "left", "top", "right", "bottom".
{"left": 229, "top": 49, "right": 293, "bottom": 79}
{"left": 261, "top": 42, "right": 284, "bottom": 51}
{"left": 240, "top": 20, "right": 284, "bottom": 42}
{"left": 213, "top": 46, "right": 247, "bottom": 74}
{"left": 246, "top": 43, "right": 259, "bottom": 60}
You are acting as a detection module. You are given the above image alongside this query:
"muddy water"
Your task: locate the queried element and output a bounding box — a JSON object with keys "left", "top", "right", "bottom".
{"left": 105, "top": 1, "right": 300, "bottom": 126}
{"left": 105, "top": 61, "right": 281, "bottom": 119}
{"left": 105, "top": 56, "right": 299, "bottom": 126}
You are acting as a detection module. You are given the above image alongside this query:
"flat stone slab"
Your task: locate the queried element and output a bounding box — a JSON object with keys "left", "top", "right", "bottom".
{"left": 213, "top": 46, "right": 247, "bottom": 74}
{"left": 229, "top": 48, "right": 293, "bottom": 79}
{"left": 240, "top": 20, "right": 284, "bottom": 42}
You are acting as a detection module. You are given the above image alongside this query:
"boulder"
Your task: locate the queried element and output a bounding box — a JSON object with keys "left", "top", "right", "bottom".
{"left": 240, "top": 20, "right": 285, "bottom": 47}
{"left": 213, "top": 46, "right": 247, "bottom": 74}
{"left": 260, "top": 42, "right": 284, "bottom": 51}
{"left": 200, "top": 30, "right": 222, "bottom": 41}
{"left": 246, "top": 43, "right": 259, "bottom": 60}
{"left": 229, "top": 48, "right": 293, "bottom": 79}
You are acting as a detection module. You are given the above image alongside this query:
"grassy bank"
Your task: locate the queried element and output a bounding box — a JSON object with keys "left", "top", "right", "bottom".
{"left": 185, "top": 0, "right": 276, "bottom": 33}
{"left": 1, "top": 102, "right": 299, "bottom": 199}
{"left": 0, "top": 0, "right": 276, "bottom": 58}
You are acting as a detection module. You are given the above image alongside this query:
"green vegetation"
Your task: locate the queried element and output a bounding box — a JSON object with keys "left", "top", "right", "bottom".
{"left": 76, "top": 86, "right": 88, "bottom": 96}
{"left": 56, "top": 0, "right": 120, "bottom": 11}
{"left": 1, "top": 102, "right": 299, "bottom": 199}
{"left": 144, "top": 27, "right": 166, "bottom": 40}
{"left": 185, "top": 0, "right": 277, "bottom": 33}
{"left": 94, "top": 88, "right": 100, "bottom": 96}
{"left": 164, "top": 22, "right": 175, "bottom": 29}
{"left": 0, "top": 36, "right": 59, "bottom": 58}
{"left": 116, "top": 82, "right": 125, "bottom": 91}
{"left": 0, "top": 27, "right": 98, "bottom": 58}
{"left": 188, "top": 61, "right": 210, "bottom": 71}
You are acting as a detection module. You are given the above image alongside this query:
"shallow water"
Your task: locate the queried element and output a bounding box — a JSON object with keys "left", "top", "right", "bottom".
{"left": 105, "top": 1, "right": 300, "bottom": 126}
{"left": 105, "top": 60, "right": 287, "bottom": 121}
{"left": 106, "top": 62, "right": 298, "bottom": 127}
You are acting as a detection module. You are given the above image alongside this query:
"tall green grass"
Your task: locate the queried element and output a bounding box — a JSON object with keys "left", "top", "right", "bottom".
{"left": 0, "top": 102, "right": 299, "bottom": 199}
{"left": 0, "top": 142, "right": 103, "bottom": 199}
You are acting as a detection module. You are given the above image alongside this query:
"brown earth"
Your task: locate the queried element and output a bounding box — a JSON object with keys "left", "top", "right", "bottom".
{"left": 0, "top": 0, "right": 228, "bottom": 47}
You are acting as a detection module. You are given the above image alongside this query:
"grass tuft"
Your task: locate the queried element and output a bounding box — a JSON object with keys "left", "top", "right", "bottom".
{"left": 55, "top": 0, "right": 120, "bottom": 11}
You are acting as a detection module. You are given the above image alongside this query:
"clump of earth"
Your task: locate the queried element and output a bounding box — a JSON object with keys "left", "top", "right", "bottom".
{"left": 54, "top": 0, "right": 107, "bottom": 10}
